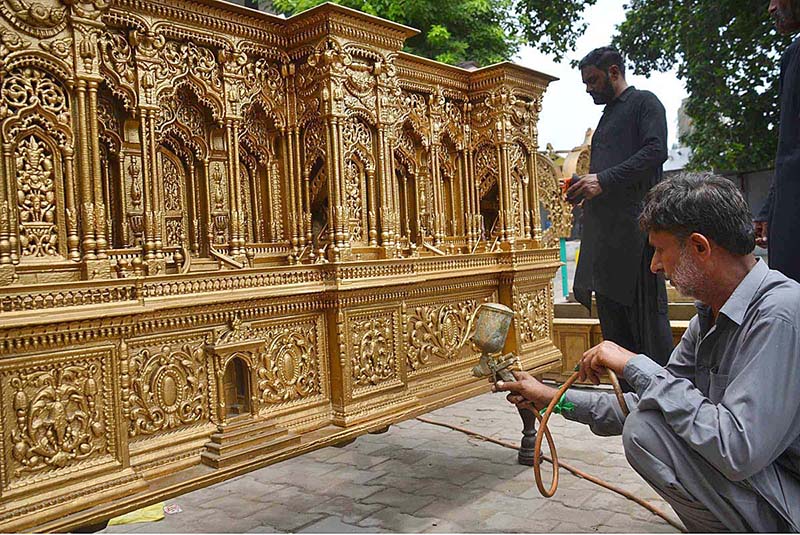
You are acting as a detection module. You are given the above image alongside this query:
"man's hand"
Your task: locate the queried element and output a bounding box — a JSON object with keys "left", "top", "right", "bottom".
{"left": 754, "top": 220, "right": 768, "bottom": 249}
{"left": 492, "top": 370, "right": 558, "bottom": 410}
{"left": 567, "top": 173, "right": 603, "bottom": 204}
{"left": 578, "top": 340, "right": 636, "bottom": 385}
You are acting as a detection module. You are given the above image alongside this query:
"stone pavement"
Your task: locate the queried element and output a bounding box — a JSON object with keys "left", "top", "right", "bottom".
{"left": 100, "top": 391, "right": 683, "bottom": 533}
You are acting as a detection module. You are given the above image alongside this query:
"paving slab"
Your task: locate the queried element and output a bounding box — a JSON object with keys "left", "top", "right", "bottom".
{"left": 97, "top": 391, "right": 683, "bottom": 533}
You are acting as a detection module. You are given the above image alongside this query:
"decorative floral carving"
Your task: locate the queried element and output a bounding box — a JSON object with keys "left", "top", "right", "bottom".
{"left": 0, "top": 27, "right": 30, "bottom": 68}
{"left": 475, "top": 144, "right": 498, "bottom": 198}
{"left": 127, "top": 342, "right": 208, "bottom": 437}
{"left": 407, "top": 299, "right": 479, "bottom": 371}
{"left": 241, "top": 58, "right": 286, "bottom": 128}
{"left": 302, "top": 118, "right": 325, "bottom": 176}
{"left": 8, "top": 361, "right": 107, "bottom": 476}
{"left": 255, "top": 321, "right": 322, "bottom": 404}
{"left": 99, "top": 31, "right": 135, "bottom": 84}
{"left": 341, "top": 117, "right": 372, "bottom": 243}
{"left": 536, "top": 153, "right": 571, "bottom": 247}
{"left": 516, "top": 287, "right": 550, "bottom": 344}
{"left": 216, "top": 315, "right": 256, "bottom": 345}
{"left": 0, "top": 1, "right": 68, "bottom": 39}
{"left": 343, "top": 158, "right": 363, "bottom": 242}
{"left": 158, "top": 41, "right": 222, "bottom": 91}
{"left": 15, "top": 135, "right": 59, "bottom": 258}
{"left": 165, "top": 218, "right": 182, "bottom": 246}
{"left": 351, "top": 313, "right": 396, "bottom": 387}
{"left": 162, "top": 157, "right": 182, "bottom": 212}
{"left": 0, "top": 67, "right": 69, "bottom": 123}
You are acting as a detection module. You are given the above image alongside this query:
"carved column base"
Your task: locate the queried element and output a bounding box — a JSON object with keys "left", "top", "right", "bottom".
{"left": 0, "top": 264, "right": 15, "bottom": 286}
{"left": 517, "top": 406, "right": 537, "bottom": 466}
{"left": 81, "top": 258, "right": 112, "bottom": 280}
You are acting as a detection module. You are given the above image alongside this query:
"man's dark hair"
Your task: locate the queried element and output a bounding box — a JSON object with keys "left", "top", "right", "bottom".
{"left": 639, "top": 172, "right": 755, "bottom": 255}
{"left": 578, "top": 46, "right": 625, "bottom": 78}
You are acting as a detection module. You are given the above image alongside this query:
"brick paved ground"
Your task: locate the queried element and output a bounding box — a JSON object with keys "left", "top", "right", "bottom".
{"left": 100, "top": 390, "right": 683, "bottom": 533}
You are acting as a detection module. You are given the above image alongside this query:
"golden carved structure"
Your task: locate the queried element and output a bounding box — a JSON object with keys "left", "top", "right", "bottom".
{"left": 0, "top": 0, "right": 571, "bottom": 530}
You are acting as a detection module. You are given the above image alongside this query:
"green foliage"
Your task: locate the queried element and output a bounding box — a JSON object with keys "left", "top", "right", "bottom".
{"left": 272, "top": 0, "right": 597, "bottom": 66}
{"left": 614, "top": 0, "right": 794, "bottom": 172}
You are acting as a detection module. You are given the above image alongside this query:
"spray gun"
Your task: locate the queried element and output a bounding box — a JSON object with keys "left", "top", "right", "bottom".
{"left": 462, "top": 303, "right": 519, "bottom": 383}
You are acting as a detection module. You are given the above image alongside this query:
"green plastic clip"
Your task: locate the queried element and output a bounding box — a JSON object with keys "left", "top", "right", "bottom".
{"left": 540, "top": 393, "right": 575, "bottom": 416}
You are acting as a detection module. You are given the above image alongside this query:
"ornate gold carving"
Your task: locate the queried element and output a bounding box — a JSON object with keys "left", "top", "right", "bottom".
{"left": 127, "top": 341, "right": 208, "bottom": 438}
{"left": 15, "top": 135, "right": 59, "bottom": 258}
{"left": 0, "top": 66, "right": 69, "bottom": 123}
{"left": 0, "top": 1, "right": 68, "bottom": 39}
{"left": 255, "top": 320, "right": 322, "bottom": 404}
{"left": 5, "top": 357, "right": 108, "bottom": 478}
{"left": 0, "top": 1, "right": 564, "bottom": 529}
{"left": 407, "top": 298, "right": 480, "bottom": 371}
{"left": 536, "top": 153, "right": 572, "bottom": 247}
{"left": 350, "top": 311, "right": 397, "bottom": 387}
{"left": 516, "top": 286, "right": 550, "bottom": 344}
{"left": 158, "top": 40, "right": 222, "bottom": 93}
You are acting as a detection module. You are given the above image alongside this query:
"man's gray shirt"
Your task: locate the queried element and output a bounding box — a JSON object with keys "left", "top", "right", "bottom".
{"left": 564, "top": 259, "right": 800, "bottom": 530}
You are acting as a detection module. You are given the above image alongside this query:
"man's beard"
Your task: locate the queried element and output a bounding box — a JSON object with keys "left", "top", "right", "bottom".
{"left": 589, "top": 75, "right": 616, "bottom": 105}
{"left": 668, "top": 248, "right": 704, "bottom": 299}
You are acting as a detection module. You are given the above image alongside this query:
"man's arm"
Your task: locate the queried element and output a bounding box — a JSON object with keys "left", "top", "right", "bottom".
{"left": 626, "top": 317, "right": 800, "bottom": 481}
{"left": 597, "top": 92, "right": 668, "bottom": 192}
{"left": 564, "top": 318, "right": 697, "bottom": 436}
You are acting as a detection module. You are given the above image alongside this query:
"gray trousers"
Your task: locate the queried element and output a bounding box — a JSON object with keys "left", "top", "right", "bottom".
{"left": 622, "top": 409, "right": 789, "bottom": 532}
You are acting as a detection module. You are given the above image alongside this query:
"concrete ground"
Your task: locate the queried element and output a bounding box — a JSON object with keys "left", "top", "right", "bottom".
{"left": 100, "top": 391, "right": 682, "bottom": 534}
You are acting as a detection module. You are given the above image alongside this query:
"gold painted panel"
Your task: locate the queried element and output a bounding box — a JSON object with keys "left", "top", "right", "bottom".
{"left": 515, "top": 285, "right": 551, "bottom": 346}
{"left": 347, "top": 307, "right": 401, "bottom": 399}
{"left": 251, "top": 313, "right": 328, "bottom": 410}
{"left": 0, "top": 346, "right": 117, "bottom": 493}
{"left": 124, "top": 335, "right": 211, "bottom": 440}
{"left": 405, "top": 291, "right": 495, "bottom": 375}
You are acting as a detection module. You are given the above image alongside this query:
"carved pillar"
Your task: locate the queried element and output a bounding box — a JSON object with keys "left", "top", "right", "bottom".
{"left": 429, "top": 143, "right": 443, "bottom": 245}
{"left": 461, "top": 102, "right": 474, "bottom": 248}
{"left": 139, "top": 108, "right": 164, "bottom": 267}
{"left": 496, "top": 125, "right": 515, "bottom": 248}
{"left": 203, "top": 158, "right": 213, "bottom": 251}
{"left": 325, "top": 112, "right": 347, "bottom": 259}
{"left": 188, "top": 160, "right": 200, "bottom": 255}
{"left": 529, "top": 99, "right": 544, "bottom": 243}
{"left": 364, "top": 169, "right": 378, "bottom": 247}
{"left": 528, "top": 153, "right": 540, "bottom": 242}
{"left": 282, "top": 129, "right": 300, "bottom": 259}
{"left": 293, "top": 128, "right": 306, "bottom": 252}
{"left": 63, "top": 147, "right": 81, "bottom": 261}
{"left": 0, "top": 146, "right": 13, "bottom": 268}
{"left": 87, "top": 80, "right": 108, "bottom": 260}
{"left": 75, "top": 80, "right": 98, "bottom": 261}
{"left": 225, "top": 119, "right": 243, "bottom": 257}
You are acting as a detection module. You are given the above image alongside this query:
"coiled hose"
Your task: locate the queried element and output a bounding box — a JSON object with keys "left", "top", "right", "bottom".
{"left": 532, "top": 368, "right": 628, "bottom": 497}
{"left": 416, "top": 369, "right": 686, "bottom": 532}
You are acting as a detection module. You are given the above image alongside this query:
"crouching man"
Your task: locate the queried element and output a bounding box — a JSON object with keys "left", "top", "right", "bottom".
{"left": 496, "top": 173, "right": 800, "bottom": 532}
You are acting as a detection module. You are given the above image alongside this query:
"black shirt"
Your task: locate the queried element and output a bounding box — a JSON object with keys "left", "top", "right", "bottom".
{"left": 573, "top": 86, "right": 668, "bottom": 308}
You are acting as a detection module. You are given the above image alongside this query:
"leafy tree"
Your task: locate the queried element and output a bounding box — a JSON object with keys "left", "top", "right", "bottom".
{"left": 273, "top": 0, "right": 597, "bottom": 66}
{"left": 614, "top": 0, "right": 794, "bottom": 172}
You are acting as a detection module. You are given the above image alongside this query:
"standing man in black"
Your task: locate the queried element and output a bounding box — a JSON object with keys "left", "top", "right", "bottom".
{"left": 755, "top": 0, "right": 800, "bottom": 282}
{"left": 567, "top": 47, "right": 673, "bottom": 368}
